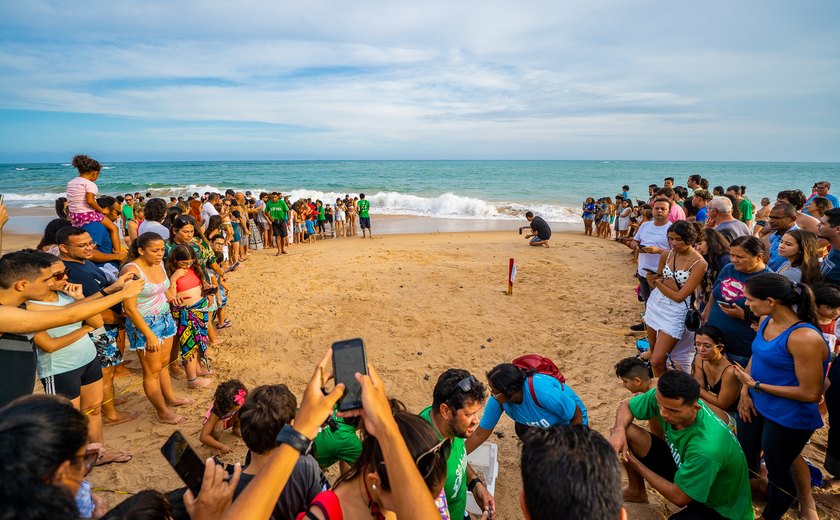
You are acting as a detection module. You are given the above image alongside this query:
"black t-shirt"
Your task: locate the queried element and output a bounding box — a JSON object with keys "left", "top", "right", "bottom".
{"left": 65, "top": 259, "right": 122, "bottom": 314}
{"left": 167, "top": 455, "right": 327, "bottom": 520}
{"left": 234, "top": 455, "right": 328, "bottom": 520}
{"left": 529, "top": 216, "right": 552, "bottom": 240}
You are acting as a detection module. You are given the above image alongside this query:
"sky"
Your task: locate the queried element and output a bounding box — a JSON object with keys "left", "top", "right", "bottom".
{"left": 0, "top": 1, "right": 838, "bottom": 162}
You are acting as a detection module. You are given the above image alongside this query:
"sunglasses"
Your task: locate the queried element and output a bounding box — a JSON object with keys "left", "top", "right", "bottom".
{"left": 49, "top": 266, "right": 72, "bottom": 282}
{"left": 414, "top": 438, "right": 453, "bottom": 481}
{"left": 456, "top": 375, "right": 478, "bottom": 393}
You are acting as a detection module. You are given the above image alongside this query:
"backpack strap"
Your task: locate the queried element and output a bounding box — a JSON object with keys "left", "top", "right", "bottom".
{"left": 527, "top": 376, "right": 543, "bottom": 409}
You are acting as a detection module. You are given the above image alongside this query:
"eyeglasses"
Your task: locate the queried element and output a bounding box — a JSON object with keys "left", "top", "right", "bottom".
{"left": 71, "top": 241, "right": 97, "bottom": 249}
{"left": 48, "top": 266, "right": 72, "bottom": 282}
{"left": 456, "top": 375, "right": 478, "bottom": 393}
{"left": 414, "top": 438, "right": 452, "bottom": 481}
{"left": 75, "top": 448, "right": 100, "bottom": 476}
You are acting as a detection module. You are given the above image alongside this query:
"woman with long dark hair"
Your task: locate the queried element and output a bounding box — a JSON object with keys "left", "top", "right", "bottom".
{"left": 0, "top": 395, "right": 94, "bottom": 519}
{"left": 642, "top": 220, "right": 707, "bottom": 376}
{"left": 775, "top": 229, "right": 822, "bottom": 285}
{"left": 732, "top": 273, "right": 829, "bottom": 520}
{"left": 691, "top": 325, "right": 741, "bottom": 426}
{"left": 120, "top": 232, "right": 190, "bottom": 424}
{"left": 695, "top": 226, "right": 730, "bottom": 311}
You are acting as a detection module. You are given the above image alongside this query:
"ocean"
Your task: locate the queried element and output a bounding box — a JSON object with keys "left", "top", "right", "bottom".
{"left": 1, "top": 160, "right": 837, "bottom": 223}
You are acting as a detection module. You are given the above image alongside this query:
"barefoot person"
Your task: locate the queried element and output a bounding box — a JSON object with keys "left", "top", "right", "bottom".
{"left": 357, "top": 193, "right": 372, "bottom": 238}
{"left": 120, "top": 232, "right": 191, "bottom": 424}
{"left": 609, "top": 370, "right": 753, "bottom": 519}
{"left": 523, "top": 211, "right": 551, "bottom": 247}
{"left": 57, "top": 226, "right": 138, "bottom": 425}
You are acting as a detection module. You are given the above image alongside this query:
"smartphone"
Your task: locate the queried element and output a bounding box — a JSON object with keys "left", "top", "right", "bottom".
{"left": 518, "top": 228, "right": 523, "bottom": 235}
{"left": 160, "top": 431, "right": 207, "bottom": 496}
{"left": 0, "top": 193, "right": 4, "bottom": 204}
{"left": 332, "top": 338, "right": 368, "bottom": 411}
{"left": 718, "top": 301, "right": 736, "bottom": 308}
{"left": 642, "top": 268, "right": 658, "bottom": 274}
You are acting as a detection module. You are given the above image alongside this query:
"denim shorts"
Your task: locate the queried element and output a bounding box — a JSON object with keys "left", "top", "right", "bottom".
{"left": 126, "top": 313, "right": 176, "bottom": 351}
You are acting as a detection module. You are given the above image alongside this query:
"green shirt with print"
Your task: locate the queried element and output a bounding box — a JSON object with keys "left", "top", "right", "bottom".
{"left": 264, "top": 200, "right": 288, "bottom": 221}
{"left": 629, "top": 388, "right": 753, "bottom": 520}
{"left": 420, "top": 406, "right": 467, "bottom": 520}
{"left": 312, "top": 414, "right": 362, "bottom": 469}
{"left": 357, "top": 199, "right": 370, "bottom": 218}
{"left": 739, "top": 199, "right": 754, "bottom": 222}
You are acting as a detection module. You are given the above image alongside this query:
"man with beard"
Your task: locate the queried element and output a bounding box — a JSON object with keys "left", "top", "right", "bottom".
{"left": 420, "top": 369, "right": 496, "bottom": 519}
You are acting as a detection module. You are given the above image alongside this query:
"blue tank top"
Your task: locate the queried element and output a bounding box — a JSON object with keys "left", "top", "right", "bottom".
{"left": 750, "top": 319, "right": 828, "bottom": 430}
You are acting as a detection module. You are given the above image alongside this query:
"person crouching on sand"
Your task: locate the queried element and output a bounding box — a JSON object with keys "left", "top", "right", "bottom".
{"left": 523, "top": 211, "right": 551, "bottom": 247}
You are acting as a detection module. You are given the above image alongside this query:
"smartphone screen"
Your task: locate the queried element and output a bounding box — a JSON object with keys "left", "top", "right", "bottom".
{"left": 332, "top": 338, "right": 367, "bottom": 411}
{"left": 160, "top": 431, "right": 206, "bottom": 496}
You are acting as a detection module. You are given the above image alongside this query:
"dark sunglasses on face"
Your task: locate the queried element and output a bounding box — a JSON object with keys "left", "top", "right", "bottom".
{"left": 49, "top": 266, "right": 72, "bottom": 282}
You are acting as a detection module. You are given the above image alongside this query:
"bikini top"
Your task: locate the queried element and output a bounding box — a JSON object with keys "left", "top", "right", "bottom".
{"left": 175, "top": 268, "right": 201, "bottom": 293}
{"left": 662, "top": 251, "right": 700, "bottom": 285}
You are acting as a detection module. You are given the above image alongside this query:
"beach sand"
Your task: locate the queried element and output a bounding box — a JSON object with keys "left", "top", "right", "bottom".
{"left": 6, "top": 226, "right": 837, "bottom": 518}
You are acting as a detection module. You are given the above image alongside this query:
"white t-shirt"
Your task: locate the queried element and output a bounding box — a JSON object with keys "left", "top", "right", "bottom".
{"left": 201, "top": 202, "right": 219, "bottom": 228}
{"left": 633, "top": 221, "right": 671, "bottom": 276}
{"left": 66, "top": 176, "right": 98, "bottom": 214}
{"left": 138, "top": 220, "right": 170, "bottom": 240}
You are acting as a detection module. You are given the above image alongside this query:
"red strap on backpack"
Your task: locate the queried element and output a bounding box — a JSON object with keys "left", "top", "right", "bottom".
{"left": 527, "top": 376, "right": 543, "bottom": 409}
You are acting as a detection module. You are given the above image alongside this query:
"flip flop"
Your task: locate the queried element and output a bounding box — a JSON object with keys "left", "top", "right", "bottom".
{"left": 96, "top": 451, "right": 133, "bottom": 466}
{"left": 217, "top": 320, "right": 232, "bottom": 329}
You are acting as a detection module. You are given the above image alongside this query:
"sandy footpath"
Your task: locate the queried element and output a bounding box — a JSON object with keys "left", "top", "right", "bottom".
{"left": 6, "top": 227, "right": 838, "bottom": 518}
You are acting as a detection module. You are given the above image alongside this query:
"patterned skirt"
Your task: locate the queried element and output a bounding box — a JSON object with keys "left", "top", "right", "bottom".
{"left": 171, "top": 297, "right": 210, "bottom": 363}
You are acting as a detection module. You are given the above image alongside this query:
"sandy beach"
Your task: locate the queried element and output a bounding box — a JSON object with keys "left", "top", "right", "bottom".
{"left": 5, "top": 226, "right": 838, "bottom": 519}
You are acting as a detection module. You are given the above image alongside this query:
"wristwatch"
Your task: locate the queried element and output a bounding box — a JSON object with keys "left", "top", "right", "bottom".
{"left": 467, "top": 477, "right": 483, "bottom": 493}
{"left": 275, "top": 424, "right": 313, "bottom": 455}
{"left": 752, "top": 381, "right": 762, "bottom": 392}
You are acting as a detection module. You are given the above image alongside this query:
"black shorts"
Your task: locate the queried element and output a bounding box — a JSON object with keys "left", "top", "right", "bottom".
{"left": 359, "top": 217, "right": 371, "bottom": 229}
{"left": 272, "top": 221, "right": 288, "bottom": 238}
{"left": 638, "top": 432, "right": 678, "bottom": 482}
{"left": 41, "top": 356, "right": 102, "bottom": 400}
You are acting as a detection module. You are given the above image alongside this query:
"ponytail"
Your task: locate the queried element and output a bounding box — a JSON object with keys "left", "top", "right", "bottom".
{"left": 122, "top": 232, "right": 163, "bottom": 268}
{"left": 745, "top": 273, "right": 819, "bottom": 326}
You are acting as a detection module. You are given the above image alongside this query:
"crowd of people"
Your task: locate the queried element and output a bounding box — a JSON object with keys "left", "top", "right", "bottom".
{"left": 590, "top": 175, "right": 840, "bottom": 519}
{"left": 2, "top": 156, "right": 840, "bottom": 520}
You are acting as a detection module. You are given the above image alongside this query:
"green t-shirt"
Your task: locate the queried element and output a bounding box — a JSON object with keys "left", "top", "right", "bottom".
{"left": 629, "top": 389, "right": 753, "bottom": 520}
{"left": 312, "top": 414, "right": 362, "bottom": 469}
{"left": 739, "top": 199, "right": 754, "bottom": 222}
{"left": 357, "top": 199, "right": 370, "bottom": 218}
{"left": 122, "top": 204, "right": 133, "bottom": 223}
{"left": 420, "top": 406, "right": 467, "bottom": 520}
{"left": 265, "top": 200, "right": 288, "bottom": 221}
{"left": 318, "top": 206, "right": 326, "bottom": 221}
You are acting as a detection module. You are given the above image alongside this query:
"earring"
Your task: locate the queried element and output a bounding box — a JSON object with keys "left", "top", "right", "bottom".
{"left": 372, "top": 484, "right": 377, "bottom": 491}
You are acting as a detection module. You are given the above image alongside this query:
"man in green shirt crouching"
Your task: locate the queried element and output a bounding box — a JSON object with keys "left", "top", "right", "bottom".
{"left": 609, "top": 370, "right": 753, "bottom": 520}
{"left": 420, "top": 369, "right": 496, "bottom": 519}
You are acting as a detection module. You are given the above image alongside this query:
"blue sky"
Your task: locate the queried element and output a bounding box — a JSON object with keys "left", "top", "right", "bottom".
{"left": 0, "top": 1, "right": 838, "bottom": 162}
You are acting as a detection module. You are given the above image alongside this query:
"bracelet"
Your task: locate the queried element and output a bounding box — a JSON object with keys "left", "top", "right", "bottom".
{"left": 99, "top": 288, "right": 109, "bottom": 297}
{"left": 467, "top": 477, "right": 483, "bottom": 492}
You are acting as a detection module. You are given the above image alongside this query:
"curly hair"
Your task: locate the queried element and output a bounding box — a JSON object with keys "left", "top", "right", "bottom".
{"left": 212, "top": 379, "right": 248, "bottom": 419}
{"left": 71, "top": 154, "right": 101, "bottom": 174}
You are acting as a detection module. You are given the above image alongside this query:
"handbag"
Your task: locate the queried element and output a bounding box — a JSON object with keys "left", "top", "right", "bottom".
{"left": 674, "top": 274, "right": 701, "bottom": 332}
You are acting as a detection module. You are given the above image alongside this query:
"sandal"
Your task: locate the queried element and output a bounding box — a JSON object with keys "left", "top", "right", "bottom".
{"left": 96, "top": 451, "right": 133, "bottom": 466}
{"left": 217, "top": 320, "right": 232, "bottom": 329}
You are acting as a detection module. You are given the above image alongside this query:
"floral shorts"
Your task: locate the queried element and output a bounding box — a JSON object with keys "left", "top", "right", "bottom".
{"left": 70, "top": 210, "right": 104, "bottom": 228}
{"left": 90, "top": 325, "right": 123, "bottom": 368}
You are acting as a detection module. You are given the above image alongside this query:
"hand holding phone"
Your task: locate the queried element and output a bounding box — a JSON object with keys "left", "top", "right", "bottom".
{"left": 718, "top": 301, "right": 736, "bottom": 308}
{"left": 332, "top": 338, "right": 367, "bottom": 411}
{"left": 642, "top": 268, "right": 659, "bottom": 275}
{"left": 161, "top": 431, "right": 209, "bottom": 496}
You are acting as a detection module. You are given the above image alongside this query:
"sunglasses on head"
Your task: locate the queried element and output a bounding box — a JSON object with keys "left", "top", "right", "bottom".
{"left": 456, "top": 375, "right": 478, "bottom": 393}
{"left": 414, "top": 438, "right": 453, "bottom": 481}
{"left": 49, "top": 266, "right": 72, "bottom": 282}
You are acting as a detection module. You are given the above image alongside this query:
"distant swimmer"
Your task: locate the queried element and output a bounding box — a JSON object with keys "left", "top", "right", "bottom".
{"left": 521, "top": 211, "right": 551, "bottom": 247}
